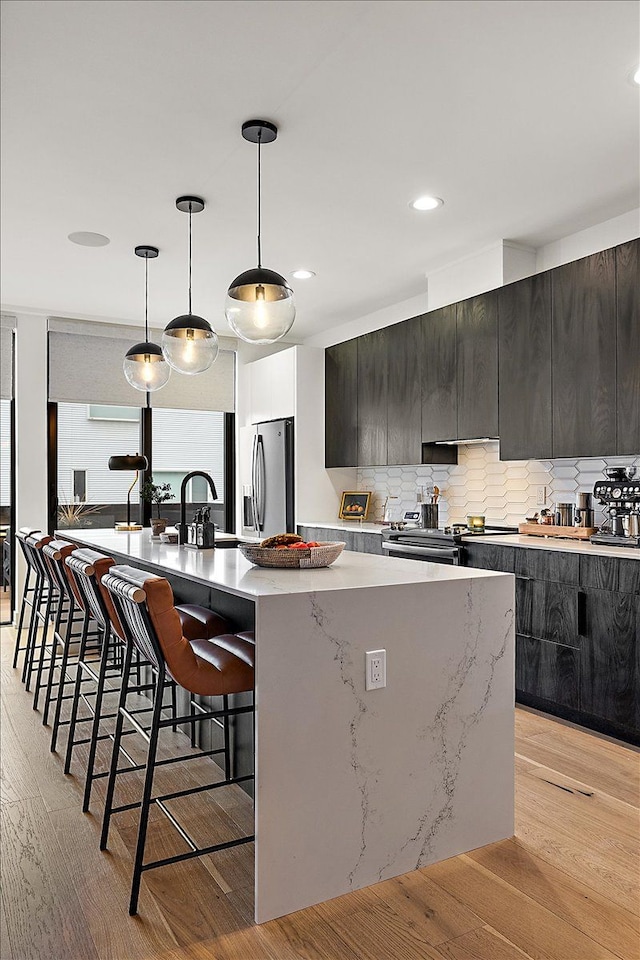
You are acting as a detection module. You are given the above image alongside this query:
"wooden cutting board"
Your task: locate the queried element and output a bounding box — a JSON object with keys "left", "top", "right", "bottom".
{"left": 518, "top": 523, "right": 597, "bottom": 539}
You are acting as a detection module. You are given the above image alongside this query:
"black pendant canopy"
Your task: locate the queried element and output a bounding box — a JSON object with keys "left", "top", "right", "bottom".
{"left": 161, "top": 196, "right": 219, "bottom": 375}
{"left": 224, "top": 119, "right": 295, "bottom": 344}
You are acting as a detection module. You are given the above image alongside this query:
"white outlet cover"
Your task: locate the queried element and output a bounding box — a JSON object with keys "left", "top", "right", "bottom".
{"left": 365, "top": 649, "right": 386, "bottom": 691}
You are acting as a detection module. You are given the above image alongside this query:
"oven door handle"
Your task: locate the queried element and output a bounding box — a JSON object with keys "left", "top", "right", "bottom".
{"left": 382, "top": 542, "right": 460, "bottom": 562}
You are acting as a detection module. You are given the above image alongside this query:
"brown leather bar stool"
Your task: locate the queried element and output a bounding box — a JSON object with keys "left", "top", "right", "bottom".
{"left": 31, "top": 538, "right": 80, "bottom": 712}
{"left": 40, "top": 539, "right": 87, "bottom": 737}
{"left": 19, "top": 532, "right": 54, "bottom": 691}
{"left": 12, "top": 528, "right": 45, "bottom": 671}
{"left": 64, "top": 549, "right": 233, "bottom": 814}
{"left": 99, "top": 564, "right": 255, "bottom": 916}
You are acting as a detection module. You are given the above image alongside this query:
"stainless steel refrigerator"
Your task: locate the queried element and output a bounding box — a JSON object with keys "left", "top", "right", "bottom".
{"left": 249, "top": 418, "right": 295, "bottom": 538}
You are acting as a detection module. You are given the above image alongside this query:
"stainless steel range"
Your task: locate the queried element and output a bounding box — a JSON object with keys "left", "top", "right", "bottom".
{"left": 381, "top": 524, "right": 518, "bottom": 565}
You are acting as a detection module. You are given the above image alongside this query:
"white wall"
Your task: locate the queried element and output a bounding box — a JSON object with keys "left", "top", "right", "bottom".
{"left": 536, "top": 209, "right": 640, "bottom": 272}
{"left": 14, "top": 313, "right": 48, "bottom": 600}
{"left": 304, "top": 209, "right": 640, "bottom": 353}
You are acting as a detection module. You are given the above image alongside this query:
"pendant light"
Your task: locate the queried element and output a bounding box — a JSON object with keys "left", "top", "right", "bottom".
{"left": 225, "top": 119, "right": 295, "bottom": 344}
{"left": 123, "top": 246, "right": 171, "bottom": 393}
{"left": 162, "top": 196, "right": 219, "bottom": 374}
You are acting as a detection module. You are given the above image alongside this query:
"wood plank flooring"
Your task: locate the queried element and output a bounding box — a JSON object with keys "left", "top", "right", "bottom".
{"left": 1, "top": 623, "right": 638, "bottom": 960}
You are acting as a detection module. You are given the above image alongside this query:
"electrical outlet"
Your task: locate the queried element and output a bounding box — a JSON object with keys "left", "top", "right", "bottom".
{"left": 537, "top": 485, "right": 547, "bottom": 505}
{"left": 365, "top": 649, "right": 386, "bottom": 691}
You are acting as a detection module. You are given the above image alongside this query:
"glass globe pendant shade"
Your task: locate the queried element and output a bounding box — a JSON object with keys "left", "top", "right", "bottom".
{"left": 123, "top": 341, "right": 171, "bottom": 392}
{"left": 162, "top": 314, "right": 219, "bottom": 375}
{"left": 225, "top": 268, "right": 295, "bottom": 344}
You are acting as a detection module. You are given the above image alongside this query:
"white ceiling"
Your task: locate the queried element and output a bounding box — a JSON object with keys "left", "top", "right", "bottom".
{"left": 1, "top": 0, "right": 638, "bottom": 341}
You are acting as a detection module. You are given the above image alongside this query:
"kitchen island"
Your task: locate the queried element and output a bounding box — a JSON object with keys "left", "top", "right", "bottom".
{"left": 65, "top": 529, "right": 515, "bottom": 924}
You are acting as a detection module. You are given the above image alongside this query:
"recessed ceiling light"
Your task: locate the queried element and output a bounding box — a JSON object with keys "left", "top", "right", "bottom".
{"left": 411, "top": 196, "right": 444, "bottom": 211}
{"left": 292, "top": 269, "right": 316, "bottom": 280}
{"left": 68, "top": 231, "right": 110, "bottom": 246}
{"left": 634, "top": 66, "right": 640, "bottom": 85}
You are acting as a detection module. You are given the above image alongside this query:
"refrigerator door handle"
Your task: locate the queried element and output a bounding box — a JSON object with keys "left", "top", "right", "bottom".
{"left": 251, "top": 433, "right": 260, "bottom": 531}
{"left": 256, "top": 434, "right": 266, "bottom": 531}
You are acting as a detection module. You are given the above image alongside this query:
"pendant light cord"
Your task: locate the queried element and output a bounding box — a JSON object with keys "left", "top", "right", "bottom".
{"left": 257, "top": 130, "right": 262, "bottom": 268}
{"left": 144, "top": 255, "right": 149, "bottom": 341}
{"left": 188, "top": 204, "right": 193, "bottom": 314}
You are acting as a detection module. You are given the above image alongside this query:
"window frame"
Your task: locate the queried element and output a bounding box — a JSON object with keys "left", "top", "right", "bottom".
{"left": 48, "top": 403, "right": 235, "bottom": 535}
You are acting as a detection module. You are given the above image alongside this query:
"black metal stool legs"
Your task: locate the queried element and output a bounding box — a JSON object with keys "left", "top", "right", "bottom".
{"left": 12, "top": 565, "right": 32, "bottom": 669}
{"left": 128, "top": 667, "right": 166, "bottom": 915}
{"left": 100, "top": 637, "right": 135, "bottom": 852}
{"left": 63, "top": 610, "right": 92, "bottom": 774}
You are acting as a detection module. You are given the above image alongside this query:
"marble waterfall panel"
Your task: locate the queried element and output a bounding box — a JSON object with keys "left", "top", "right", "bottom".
{"left": 253, "top": 572, "right": 515, "bottom": 923}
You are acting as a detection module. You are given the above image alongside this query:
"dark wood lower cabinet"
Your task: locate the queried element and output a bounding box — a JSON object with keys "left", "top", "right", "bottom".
{"left": 515, "top": 635, "right": 580, "bottom": 709}
{"left": 464, "top": 542, "right": 639, "bottom": 743}
{"left": 515, "top": 578, "right": 579, "bottom": 647}
{"left": 580, "top": 588, "right": 639, "bottom": 732}
{"left": 297, "top": 526, "right": 382, "bottom": 556}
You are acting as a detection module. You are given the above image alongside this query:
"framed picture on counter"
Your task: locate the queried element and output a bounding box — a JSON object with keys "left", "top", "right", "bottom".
{"left": 339, "top": 491, "right": 371, "bottom": 521}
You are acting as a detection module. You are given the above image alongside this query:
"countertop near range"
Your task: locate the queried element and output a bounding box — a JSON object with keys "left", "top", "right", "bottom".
{"left": 298, "top": 520, "right": 385, "bottom": 534}
{"left": 463, "top": 533, "right": 640, "bottom": 560}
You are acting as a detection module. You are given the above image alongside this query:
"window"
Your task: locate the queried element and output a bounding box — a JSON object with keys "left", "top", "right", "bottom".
{"left": 87, "top": 404, "right": 140, "bottom": 422}
{"left": 57, "top": 402, "right": 141, "bottom": 528}
{"left": 151, "top": 409, "right": 226, "bottom": 529}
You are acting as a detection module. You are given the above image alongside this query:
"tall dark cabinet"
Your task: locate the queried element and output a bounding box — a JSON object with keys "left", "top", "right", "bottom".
{"left": 498, "top": 273, "right": 552, "bottom": 460}
{"left": 551, "top": 249, "right": 616, "bottom": 458}
{"left": 421, "top": 305, "right": 457, "bottom": 443}
{"left": 387, "top": 319, "right": 423, "bottom": 465}
{"left": 456, "top": 292, "right": 498, "bottom": 440}
{"left": 357, "top": 328, "right": 388, "bottom": 466}
{"left": 325, "top": 339, "right": 358, "bottom": 468}
{"left": 616, "top": 238, "right": 640, "bottom": 456}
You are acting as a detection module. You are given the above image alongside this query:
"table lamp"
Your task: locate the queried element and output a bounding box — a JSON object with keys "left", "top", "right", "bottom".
{"left": 108, "top": 454, "right": 148, "bottom": 531}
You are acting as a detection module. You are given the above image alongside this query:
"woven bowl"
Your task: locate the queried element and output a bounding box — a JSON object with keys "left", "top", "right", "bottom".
{"left": 238, "top": 541, "right": 346, "bottom": 569}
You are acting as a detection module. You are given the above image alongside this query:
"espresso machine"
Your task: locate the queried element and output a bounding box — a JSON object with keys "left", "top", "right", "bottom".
{"left": 590, "top": 466, "right": 640, "bottom": 548}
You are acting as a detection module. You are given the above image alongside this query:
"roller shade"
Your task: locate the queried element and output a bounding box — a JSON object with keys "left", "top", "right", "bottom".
{"left": 1, "top": 315, "right": 15, "bottom": 400}
{"left": 48, "top": 318, "right": 236, "bottom": 411}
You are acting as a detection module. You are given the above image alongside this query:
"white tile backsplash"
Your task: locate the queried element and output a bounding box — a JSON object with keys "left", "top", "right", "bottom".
{"left": 357, "top": 444, "right": 640, "bottom": 527}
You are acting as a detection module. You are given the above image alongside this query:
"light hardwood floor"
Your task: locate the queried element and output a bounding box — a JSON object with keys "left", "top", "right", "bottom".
{"left": 1, "top": 622, "right": 638, "bottom": 960}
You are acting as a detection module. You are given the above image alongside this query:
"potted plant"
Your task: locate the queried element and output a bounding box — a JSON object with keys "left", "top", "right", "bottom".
{"left": 140, "top": 478, "right": 174, "bottom": 536}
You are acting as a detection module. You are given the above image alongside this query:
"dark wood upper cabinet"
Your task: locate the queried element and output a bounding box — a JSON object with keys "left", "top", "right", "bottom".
{"left": 325, "top": 339, "right": 358, "bottom": 467}
{"left": 387, "top": 319, "right": 423, "bottom": 465}
{"left": 498, "top": 272, "right": 552, "bottom": 461}
{"left": 357, "top": 328, "right": 388, "bottom": 466}
{"left": 551, "top": 249, "right": 616, "bottom": 458}
{"left": 421, "top": 305, "right": 457, "bottom": 443}
{"left": 616, "top": 239, "right": 640, "bottom": 455}
{"left": 456, "top": 291, "right": 498, "bottom": 440}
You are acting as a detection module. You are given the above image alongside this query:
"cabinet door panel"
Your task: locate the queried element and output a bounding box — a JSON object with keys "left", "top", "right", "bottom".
{"left": 579, "top": 555, "right": 640, "bottom": 595}
{"left": 464, "top": 542, "right": 515, "bottom": 572}
{"left": 514, "top": 548, "right": 579, "bottom": 585}
{"left": 387, "top": 319, "right": 422, "bottom": 465}
{"left": 581, "top": 589, "right": 638, "bottom": 731}
{"left": 456, "top": 292, "right": 498, "bottom": 440}
{"left": 325, "top": 340, "right": 358, "bottom": 467}
{"left": 421, "top": 305, "right": 457, "bottom": 442}
{"left": 357, "top": 329, "right": 388, "bottom": 466}
{"left": 616, "top": 239, "right": 640, "bottom": 455}
{"left": 516, "top": 578, "right": 579, "bottom": 646}
{"left": 516, "top": 636, "right": 580, "bottom": 709}
{"left": 498, "top": 273, "right": 552, "bottom": 460}
{"left": 551, "top": 249, "right": 616, "bottom": 457}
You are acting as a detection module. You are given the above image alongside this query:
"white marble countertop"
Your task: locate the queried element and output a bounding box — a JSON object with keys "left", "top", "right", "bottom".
{"left": 463, "top": 533, "right": 640, "bottom": 560}
{"left": 298, "top": 520, "right": 386, "bottom": 534}
{"left": 64, "top": 528, "right": 507, "bottom": 600}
